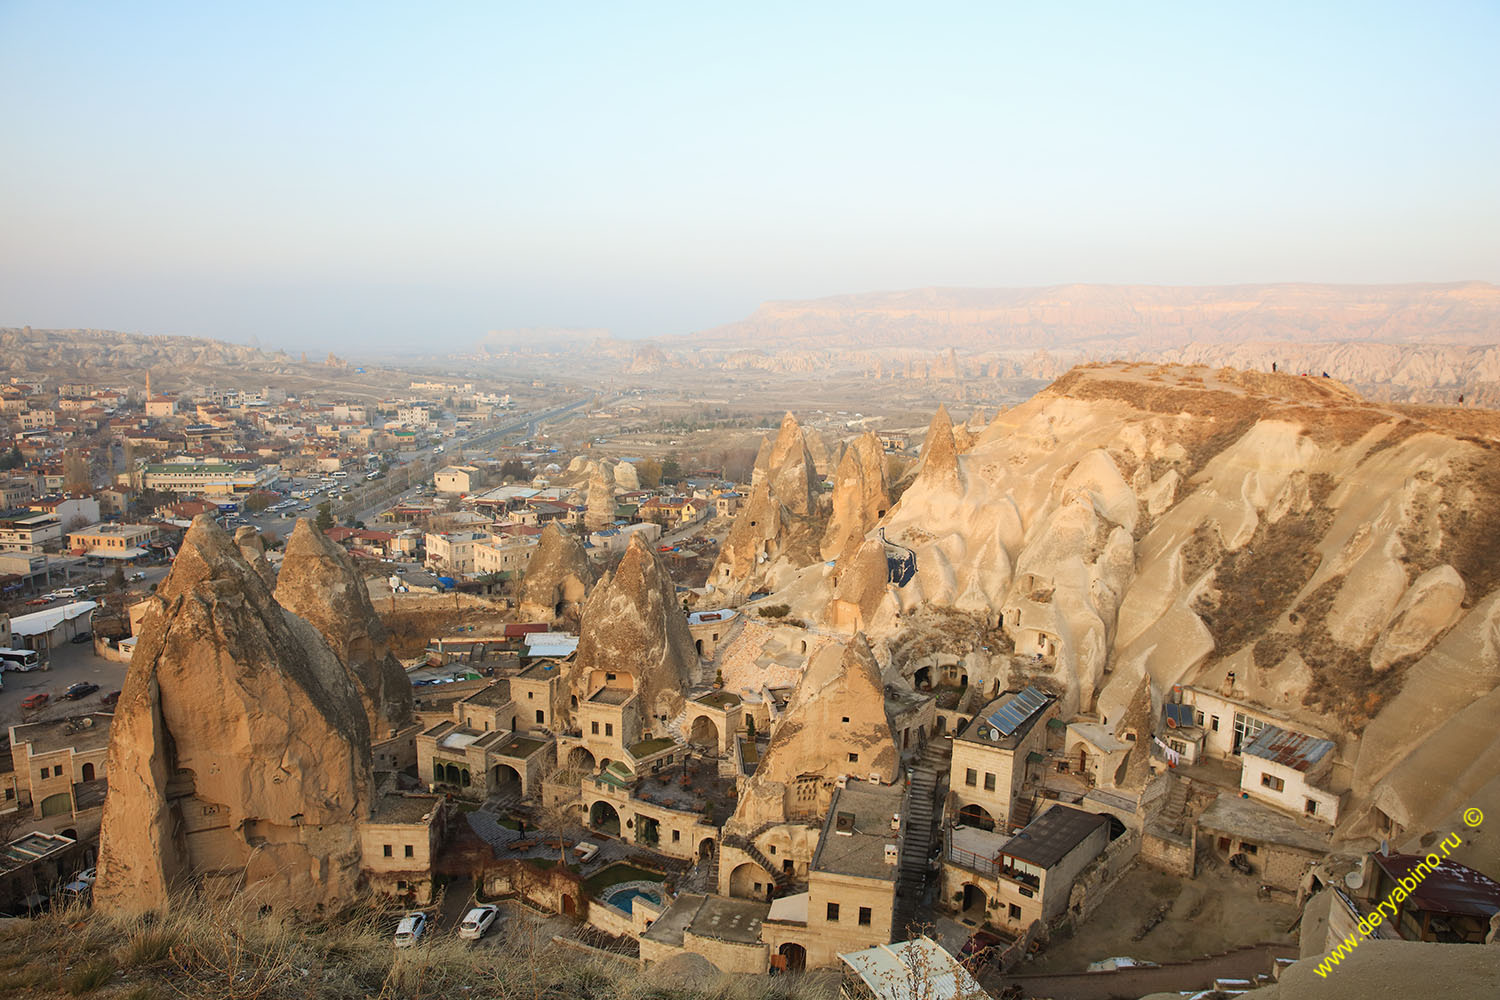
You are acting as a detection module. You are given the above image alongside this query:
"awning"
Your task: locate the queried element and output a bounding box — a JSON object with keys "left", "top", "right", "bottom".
{"left": 87, "top": 547, "right": 147, "bottom": 560}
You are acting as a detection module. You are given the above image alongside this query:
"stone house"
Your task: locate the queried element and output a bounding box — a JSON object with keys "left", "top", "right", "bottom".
{"left": 359, "top": 792, "right": 446, "bottom": 903}
{"left": 1237, "top": 725, "right": 1342, "bottom": 825}
{"left": 1196, "top": 793, "right": 1331, "bottom": 891}
{"left": 948, "top": 686, "right": 1057, "bottom": 833}
{"left": 6, "top": 713, "right": 112, "bottom": 839}
{"left": 415, "top": 721, "right": 556, "bottom": 801}
{"left": 761, "top": 780, "right": 904, "bottom": 971}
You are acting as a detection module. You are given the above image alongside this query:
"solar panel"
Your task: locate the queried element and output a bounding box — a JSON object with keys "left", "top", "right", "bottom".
{"left": 987, "top": 685, "right": 1050, "bottom": 737}
{"left": 1164, "top": 703, "right": 1194, "bottom": 728}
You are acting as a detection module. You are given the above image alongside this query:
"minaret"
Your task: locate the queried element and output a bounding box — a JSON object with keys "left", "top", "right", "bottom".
{"left": 145, "top": 370, "right": 152, "bottom": 400}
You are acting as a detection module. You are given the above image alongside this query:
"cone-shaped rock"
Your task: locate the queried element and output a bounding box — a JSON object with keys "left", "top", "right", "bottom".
{"left": 728, "top": 633, "right": 899, "bottom": 830}
{"left": 821, "top": 432, "right": 890, "bottom": 563}
{"left": 516, "top": 523, "right": 596, "bottom": 623}
{"left": 95, "top": 514, "right": 372, "bottom": 915}
{"left": 584, "top": 461, "right": 617, "bottom": 529}
{"left": 234, "top": 525, "right": 277, "bottom": 589}
{"left": 275, "top": 518, "right": 415, "bottom": 739}
{"left": 567, "top": 533, "right": 694, "bottom": 722}
{"left": 913, "top": 403, "right": 962, "bottom": 493}
{"left": 828, "top": 537, "right": 893, "bottom": 631}
{"left": 765, "top": 412, "right": 816, "bottom": 516}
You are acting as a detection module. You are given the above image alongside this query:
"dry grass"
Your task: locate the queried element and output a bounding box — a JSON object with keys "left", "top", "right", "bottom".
{"left": 0, "top": 893, "right": 835, "bottom": 1000}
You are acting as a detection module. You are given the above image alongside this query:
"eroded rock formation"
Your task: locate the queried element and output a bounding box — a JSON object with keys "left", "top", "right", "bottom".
{"left": 710, "top": 412, "right": 824, "bottom": 599}
{"left": 566, "top": 533, "right": 695, "bottom": 722}
{"left": 821, "top": 431, "right": 889, "bottom": 564}
{"left": 275, "top": 518, "right": 415, "bottom": 739}
{"left": 95, "top": 514, "right": 372, "bottom": 915}
{"left": 233, "top": 525, "right": 276, "bottom": 589}
{"left": 516, "top": 523, "right": 596, "bottom": 623}
{"left": 728, "top": 634, "right": 898, "bottom": 831}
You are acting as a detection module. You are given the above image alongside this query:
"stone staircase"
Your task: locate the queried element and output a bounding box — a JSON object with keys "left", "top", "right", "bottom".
{"left": 894, "top": 762, "right": 942, "bottom": 936}
{"left": 1161, "top": 774, "right": 1191, "bottom": 827}
{"left": 723, "top": 821, "right": 796, "bottom": 891}
{"left": 1009, "top": 793, "right": 1035, "bottom": 831}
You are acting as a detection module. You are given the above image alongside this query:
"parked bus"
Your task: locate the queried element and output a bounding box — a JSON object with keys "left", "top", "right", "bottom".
{"left": 0, "top": 648, "right": 41, "bottom": 672}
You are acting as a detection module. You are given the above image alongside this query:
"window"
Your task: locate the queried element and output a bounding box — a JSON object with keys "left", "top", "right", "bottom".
{"left": 847, "top": 752, "right": 858, "bottom": 763}
{"left": 404, "top": 845, "right": 414, "bottom": 858}
{"left": 536, "top": 710, "right": 545, "bottom": 724}
{"left": 1243, "top": 843, "right": 1259, "bottom": 854}
{"left": 826, "top": 902, "right": 840, "bottom": 922}
{"left": 526, "top": 691, "right": 533, "bottom": 699}
{"left": 858, "top": 906, "right": 872, "bottom": 926}
{"left": 769, "top": 844, "right": 776, "bottom": 854}
{"left": 783, "top": 859, "right": 793, "bottom": 873}
{"left": 1306, "top": 799, "right": 1319, "bottom": 815}
{"left": 672, "top": 830, "right": 680, "bottom": 842}
{"left": 754, "top": 881, "right": 762, "bottom": 893}
{"left": 38, "top": 767, "right": 48, "bottom": 779}
{"left": 842, "top": 716, "right": 850, "bottom": 723}
{"left": 3, "top": 788, "right": 12, "bottom": 801}
{"left": 383, "top": 845, "right": 393, "bottom": 857}
{"left": 1260, "top": 773, "right": 1285, "bottom": 792}
{"left": 1009, "top": 903, "right": 1022, "bottom": 920}
{"left": 965, "top": 768, "right": 977, "bottom": 787}
{"left": 396, "top": 880, "right": 408, "bottom": 890}
{"left": 605, "top": 723, "right": 614, "bottom": 737}
{"left": 983, "top": 773, "right": 996, "bottom": 792}
{"left": 591, "top": 722, "right": 599, "bottom": 735}
{"left": 1195, "top": 710, "right": 1205, "bottom": 726}
{"left": 1211, "top": 715, "right": 1220, "bottom": 732}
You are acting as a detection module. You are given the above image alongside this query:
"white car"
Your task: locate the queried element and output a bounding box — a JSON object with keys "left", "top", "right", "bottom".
{"left": 458, "top": 903, "right": 499, "bottom": 941}
{"left": 393, "top": 911, "right": 427, "bottom": 948}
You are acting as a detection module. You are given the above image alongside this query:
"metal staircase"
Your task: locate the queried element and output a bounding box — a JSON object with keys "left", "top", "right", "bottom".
{"left": 894, "top": 762, "right": 942, "bottom": 936}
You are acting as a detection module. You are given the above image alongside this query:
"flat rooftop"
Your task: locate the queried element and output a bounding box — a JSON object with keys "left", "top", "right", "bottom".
{"left": 1197, "top": 792, "right": 1333, "bottom": 855}
{"left": 10, "top": 714, "right": 113, "bottom": 755}
{"left": 371, "top": 792, "right": 441, "bottom": 825}
{"left": 686, "top": 893, "right": 770, "bottom": 945}
{"left": 588, "top": 687, "right": 633, "bottom": 706}
{"left": 460, "top": 680, "right": 512, "bottom": 707}
{"left": 811, "top": 780, "right": 903, "bottom": 882}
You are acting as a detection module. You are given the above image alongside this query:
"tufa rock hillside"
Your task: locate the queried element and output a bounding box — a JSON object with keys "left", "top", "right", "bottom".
{"left": 95, "top": 515, "right": 373, "bottom": 915}
{"left": 565, "top": 532, "right": 697, "bottom": 724}
{"left": 716, "top": 363, "right": 1500, "bottom": 846}
{"left": 274, "top": 518, "right": 415, "bottom": 740}
{"left": 515, "top": 522, "right": 596, "bottom": 624}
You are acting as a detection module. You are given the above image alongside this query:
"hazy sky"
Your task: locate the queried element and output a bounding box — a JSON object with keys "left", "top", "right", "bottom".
{"left": 2, "top": 2, "right": 1497, "bottom": 353}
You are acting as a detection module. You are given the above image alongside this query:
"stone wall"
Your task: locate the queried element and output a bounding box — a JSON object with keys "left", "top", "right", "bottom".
{"left": 1141, "top": 824, "right": 1196, "bottom": 877}
{"left": 483, "top": 859, "right": 588, "bottom": 918}
{"left": 1065, "top": 828, "right": 1142, "bottom": 925}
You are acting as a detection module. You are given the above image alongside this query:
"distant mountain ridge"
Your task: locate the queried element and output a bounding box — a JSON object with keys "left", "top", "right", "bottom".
{"left": 683, "top": 282, "right": 1500, "bottom": 351}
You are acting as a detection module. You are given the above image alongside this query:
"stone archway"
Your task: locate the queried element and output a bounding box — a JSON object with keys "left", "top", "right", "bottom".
{"left": 568, "top": 746, "right": 597, "bottom": 772}
{"left": 695, "top": 638, "right": 704, "bottom": 656}
{"left": 961, "top": 883, "right": 988, "bottom": 921}
{"left": 698, "top": 837, "right": 716, "bottom": 861}
{"left": 688, "top": 715, "right": 719, "bottom": 751}
{"left": 589, "top": 800, "right": 621, "bottom": 836}
{"left": 40, "top": 792, "right": 71, "bottom": 817}
{"left": 81, "top": 762, "right": 95, "bottom": 782}
{"left": 728, "top": 861, "right": 770, "bottom": 900}
{"left": 778, "top": 942, "right": 807, "bottom": 973}
{"left": 936, "top": 716, "right": 948, "bottom": 736}
{"left": 957, "top": 804, "right": 995, "bottom": 832}
{"left": 492, "top": 763, "right": 521, "bottom": 793}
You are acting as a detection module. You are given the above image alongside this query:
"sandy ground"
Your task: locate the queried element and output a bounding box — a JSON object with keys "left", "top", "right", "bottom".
{"left": 1021, "top": 860, "right": 1298, "bottom": 975}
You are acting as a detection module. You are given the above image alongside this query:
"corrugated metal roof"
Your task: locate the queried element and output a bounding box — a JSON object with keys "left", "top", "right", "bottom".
{"left": 986, "top": 685, "right": 1049, "bottom": 737}
{"left": 1372, "top": 853, "right": 1500, "bottom": 917}
{"left": 838, "top": 937, "right": 985, "bottom": 1000}
{"left": 1242, "top": 725, "right": 1333, "bottom": 772}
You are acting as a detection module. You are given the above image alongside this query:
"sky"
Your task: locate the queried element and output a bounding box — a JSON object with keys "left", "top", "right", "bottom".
{"left": 2, "top": 2, "right": 1497, "bottom": 353}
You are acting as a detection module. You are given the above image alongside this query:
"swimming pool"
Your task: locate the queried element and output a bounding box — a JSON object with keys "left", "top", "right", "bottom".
{"left": 607, "top": 885, "right": 662, "bottom": 914}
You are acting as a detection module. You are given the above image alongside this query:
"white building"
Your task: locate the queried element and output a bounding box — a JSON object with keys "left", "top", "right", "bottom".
{"left": 1238, "top": 726, "right": 1342, "bottom": 825}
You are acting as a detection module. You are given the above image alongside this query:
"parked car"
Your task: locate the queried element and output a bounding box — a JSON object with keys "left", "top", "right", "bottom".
{"left": 69, "top": 631, "right": 94, "bottom": 644}
{"left": 393, "top": 911, "right": 427, "bottom": 948}
{"left": 20, "top": 693, "right": 48, "bottom": 711}
{"left": 24, "top": 598, "right": 51, "bottom": 606}
{"left": 64, "top": 682, "right": 100, "bottom": 700}
{"left": 458, "top": 903, "right": 499, "bottom": 941}
{"left": 129, "top": 572, "right": 147, "bottom": 582}
{"left": 102, "top": 690, "right": 121, "bottom": 707}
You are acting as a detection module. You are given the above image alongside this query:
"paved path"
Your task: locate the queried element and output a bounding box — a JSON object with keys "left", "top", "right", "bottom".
{"left": 992, "top": 943, "right": 1297, "bottom": 1000}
